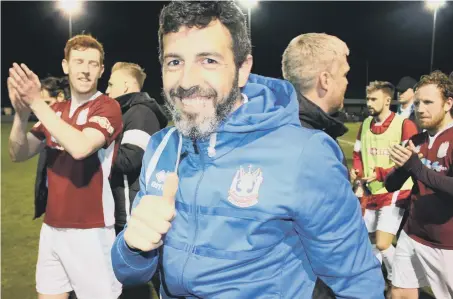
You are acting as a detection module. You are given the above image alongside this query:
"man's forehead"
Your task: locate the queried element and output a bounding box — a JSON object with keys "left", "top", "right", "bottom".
{"left": 162, "top": 20, "right": 232, "bottom": 55}
{"left": 416, "top": 84, "right": 440, "bottom": 96}
{"left": 368, "top": 90, "right": 383, "bottom": 98}
{"left": 69, "top": 48, "right": 101, "bottom": 60}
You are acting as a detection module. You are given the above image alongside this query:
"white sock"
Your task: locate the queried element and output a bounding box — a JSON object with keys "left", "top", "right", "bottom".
{"left": 381, "top": 245, "right": 396, "bottom": 281}
{"left": 373, "top": 245, "right": 383, "bottom": 264}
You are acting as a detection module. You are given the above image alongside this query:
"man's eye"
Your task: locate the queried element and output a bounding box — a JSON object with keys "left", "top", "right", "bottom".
{"left": 168, "top": 60, "right": 181, "bottom": 67}
{"left": 203, "top": 58, "right": 218, "bottom": 64}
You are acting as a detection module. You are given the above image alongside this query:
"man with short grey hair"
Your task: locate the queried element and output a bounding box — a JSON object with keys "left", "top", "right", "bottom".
{"left": 282, "top": 33, "right": 350, "bottom": 115}
{"left": 282, "top": 32, "right": 351, "bottom": 170}
{"left": 283, "top": 33, "right": 370, "bottom": 299}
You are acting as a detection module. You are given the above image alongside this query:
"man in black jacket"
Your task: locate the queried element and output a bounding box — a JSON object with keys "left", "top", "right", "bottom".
{"left": 106, "top": 62, "right": 168, "bottom": 235}
{"left": 282, "top": 33, "right": 350, "bottom": 167}
{"left": 106, "top": 62, "right": 167, "bottom": 298}
{"left": 282, "top": 33, "right": 355, "bottom": 299}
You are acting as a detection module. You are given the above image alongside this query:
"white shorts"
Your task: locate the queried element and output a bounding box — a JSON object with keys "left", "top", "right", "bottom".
{"left": 393, "top": 230, "right": 453, "bottom": 298}
{"left": 364, "top": 205, "right": 404, "bottom": 235}
{"left": 36, "top": 223, "right": 122, "bottom": 299}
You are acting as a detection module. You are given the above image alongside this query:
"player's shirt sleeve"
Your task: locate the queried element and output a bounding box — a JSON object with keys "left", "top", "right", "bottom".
{"left": 401, "top": 119, "right": 419, "bottom": 146}
{"left": 84, "top": 99, "right": 123, "bottom": 147}
{"left": 29, "top": 103, "right": 62, "bottom": 141}
{"left": 30, "top": 121, "right": 46, "bottom": 141}
{"left": 402, "top": 151, "right": 453, "bottom": 197}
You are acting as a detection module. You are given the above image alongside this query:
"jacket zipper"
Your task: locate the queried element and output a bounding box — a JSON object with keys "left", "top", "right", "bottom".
{"left": 180, "top": 139, "right": 205, "bottom": 292}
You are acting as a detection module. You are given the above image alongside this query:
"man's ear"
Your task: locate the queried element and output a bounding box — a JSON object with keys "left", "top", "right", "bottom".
{"left": 124, "top": 81, "right": 129, "bottom": 94}
{"left": 99, "top": 64, "right": 105, "bottom": 78}
{"left": 444, "top": 97, "right": 453, "bottom": 114}
{"left": 238, "top": 54, "right": 253, "bottom": 88}
{"left": 319, "top": 71, "right": 330, "bottom": 91}
{"left": 62, "top": 59, "right": 69, "bottom": 75}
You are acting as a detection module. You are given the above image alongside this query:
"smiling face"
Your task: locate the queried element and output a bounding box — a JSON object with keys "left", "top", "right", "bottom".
{"left": 161, "top": 19, "right": 252, "bottom": 139}
{"left": 62, "top": 48, "right": 104, "bottom": 96}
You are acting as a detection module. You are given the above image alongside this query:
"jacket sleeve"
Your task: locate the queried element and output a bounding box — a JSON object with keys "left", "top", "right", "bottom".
{"left": 111, "top": 139, "right": 160, "bottom": 285}
{"left": 402, "top": 153, "right": 453, "bottom": 197}
{"left": 294, "top": 132, "right": 384, "bottom": 299}
{"left": 384, "top": 168, "right": 411, "bottom": 192}
{"left": 113, "top": 106, "right": 161, "bottom": 174}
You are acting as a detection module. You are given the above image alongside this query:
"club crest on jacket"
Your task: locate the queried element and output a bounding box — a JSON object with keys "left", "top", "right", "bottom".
{"left": 228, "top": 165, "right": 263, "bottom": 208}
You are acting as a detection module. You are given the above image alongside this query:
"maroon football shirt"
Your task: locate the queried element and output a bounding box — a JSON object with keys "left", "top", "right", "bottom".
{"left": 31, "top": 92, "right": 123, "bottom": 229}
{"left": 404, "top": 123, "right": 453, "bottom": 249}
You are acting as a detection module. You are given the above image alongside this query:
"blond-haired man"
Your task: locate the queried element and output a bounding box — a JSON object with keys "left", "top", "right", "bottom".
{"left": 282, "top": 33, "right": 352, "bottom": 298}
{"left": 106, "top": 62, "right": 168, "bottom": 236}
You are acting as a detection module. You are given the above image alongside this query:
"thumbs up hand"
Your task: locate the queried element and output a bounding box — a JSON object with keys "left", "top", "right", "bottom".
{"left": 124, "top": 173, "right": 179, "bottom": 251}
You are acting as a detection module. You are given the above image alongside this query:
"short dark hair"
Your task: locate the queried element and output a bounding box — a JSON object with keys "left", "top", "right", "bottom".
{"left": 41, "top": 76, "right": 70, "bottom": 100}
{"left": 366, "top": 81, "right": 395, "bottom": 100}
{"left": 158, "top": 1, "right": 251, "bottom": 67}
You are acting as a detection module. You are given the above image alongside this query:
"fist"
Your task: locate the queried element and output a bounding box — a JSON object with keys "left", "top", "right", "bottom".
{"left": 124, "top": 173, "right": 179, "bottom": 251}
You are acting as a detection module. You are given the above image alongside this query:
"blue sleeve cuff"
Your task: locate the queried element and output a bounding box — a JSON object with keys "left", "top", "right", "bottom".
{"left": 115, "top": 232, "right": 158, "bottom": 270}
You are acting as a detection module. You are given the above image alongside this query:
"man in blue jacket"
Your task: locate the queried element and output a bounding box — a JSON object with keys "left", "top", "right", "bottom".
{"left": 111, "top": 1, "right": 384, "bottom": 298}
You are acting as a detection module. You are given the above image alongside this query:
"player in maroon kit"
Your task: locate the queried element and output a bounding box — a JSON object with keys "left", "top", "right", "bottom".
{"left": 8, "top": 34, "right": 123, "bottom": 299}
{"left": 385, "top": 71, "right": 453, "bottom": 299}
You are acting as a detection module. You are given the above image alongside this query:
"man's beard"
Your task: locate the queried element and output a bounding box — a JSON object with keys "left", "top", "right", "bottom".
{"left": 418, "top": 111, "right": 445, "bottom": 132}
{"left": 368, "top": 108, "right": 380, "bottom": 117}
{"left": 164, "top": 74, "right": 240, "bottom": 140}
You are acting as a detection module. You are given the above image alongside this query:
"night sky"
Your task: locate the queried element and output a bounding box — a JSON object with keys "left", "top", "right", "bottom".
{"left": 2, "top": 1, "right": 453, "bottom": 107}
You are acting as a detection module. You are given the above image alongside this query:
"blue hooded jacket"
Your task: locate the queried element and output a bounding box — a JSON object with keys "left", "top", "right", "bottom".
{"left": 111, "top": 74, "right": 384, "bottom": 298}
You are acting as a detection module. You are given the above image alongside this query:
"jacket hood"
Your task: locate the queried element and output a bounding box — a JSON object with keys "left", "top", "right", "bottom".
{"left": 218, "top": 74, "right": 301, "bottom": 133}
{"left": 116, "top": 92, "right": 168, "bottom": 128}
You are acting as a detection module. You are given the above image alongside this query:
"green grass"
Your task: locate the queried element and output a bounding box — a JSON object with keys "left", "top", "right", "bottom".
{"left": 1, "top": 122, "right": 42, "bottom": 299}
